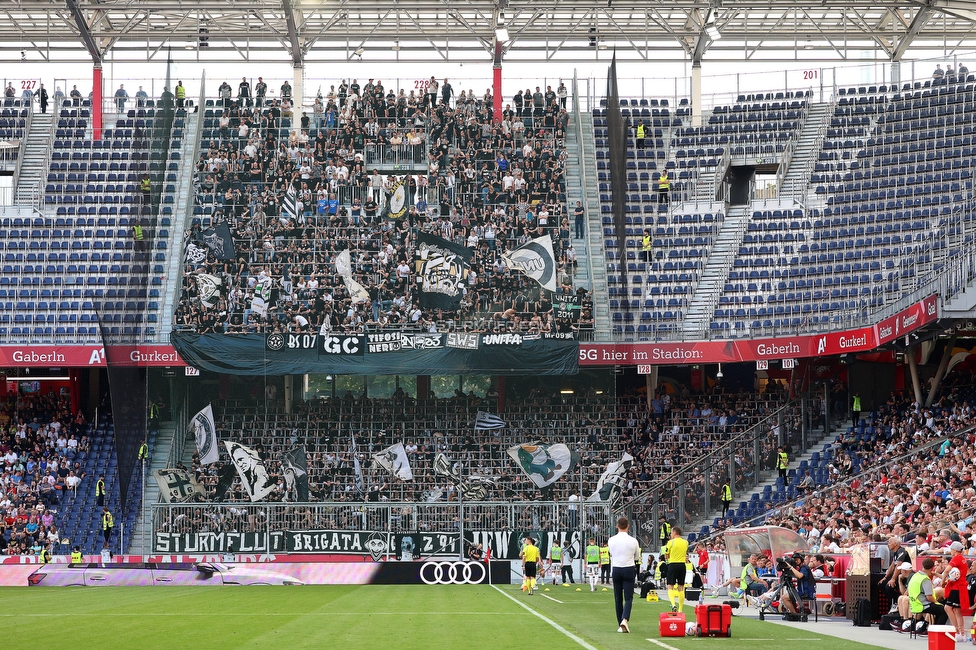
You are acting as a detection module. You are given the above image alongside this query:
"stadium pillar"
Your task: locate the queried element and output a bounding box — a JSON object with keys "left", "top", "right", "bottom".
{"left": 284, "top": 375, "right": 293, "bottom": 414}
{"left": 891, "top": 60, "right": 901, "bottom": 86}
{"left": 906, "top": 344, "right": 923, "bottom": 405}
{"left": 691, "top": 63, "right": 702, "bottom": 128}
{"left": 492, "top": 40, "right": 503, "bottom": 123}
{"left": 925, "top": 333, "right": 957, "bottom": 407}
{"left": 92, "top": 64, "right": 103, "bottom": 140}
{"left": 495, "top": 375, "right": 505, "bottom": 413}
{"left": 293, "top": 65, "right": 304, "bottom": 114}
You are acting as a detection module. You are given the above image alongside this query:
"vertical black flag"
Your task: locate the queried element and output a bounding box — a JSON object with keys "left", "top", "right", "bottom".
{"left": 606, "top": 53, "right": 629, "bottom": 295}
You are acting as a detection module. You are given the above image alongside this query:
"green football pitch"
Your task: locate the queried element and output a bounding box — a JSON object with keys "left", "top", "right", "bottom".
{"left": 0, "top": 584, "right": 884, "bottom": 650}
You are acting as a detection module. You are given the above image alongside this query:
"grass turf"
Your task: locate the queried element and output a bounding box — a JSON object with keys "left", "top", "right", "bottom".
{"left": 0, "top": 584, "right": 885, "bottom": 649}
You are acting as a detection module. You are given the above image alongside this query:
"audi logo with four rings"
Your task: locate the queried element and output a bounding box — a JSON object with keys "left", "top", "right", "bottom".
{"left": 420, "top": 561, "right": 487, "bottom": 585}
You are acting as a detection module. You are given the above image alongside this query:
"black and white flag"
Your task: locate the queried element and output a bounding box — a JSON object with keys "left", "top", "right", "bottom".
{"left": 335, "top": 250, "right": 370, "bottom": 304}
{"left": 224, "top": 440, "right": 276, "bottom": 502}
{"left": 194, "top": 273, "right": 222, "bottom": 308}
{"left": 153, "top": 468, "right": 205, "bottom": 503}
{"left": 432, "top": 453, "right": 493, "bottom": 500}
{"left": 474, "top": 411, "right": 506, "bottom": 431}
{"left": 587, "top": 452, "right": 634, "bottom": 506}
{"left": 189, "top": 404, "right": 219, "bottom": 465}
{"left": 195, "top": 223, "right": 236, "bottom": 261}
{"left": 282, "top": 186, "right": 299, "bottom": 221}
{"left": 279, "top": 445, "right": 309, "bottom": 502}
{"left": 351, "top": 432, "right": 365, "bottom": 494}
{"left": 371, "top": 443, "right": 414, "bottom": 481}
{"left": 184, "top": 241, "right": 208, "bottom": 267}
{"left": 252, "top": 275, "right": 274, "bottom": 317}
{"left": 502, "top": 234, "right": 558, "bottom": 292}
{"left": 414, "top": 232, "right": 472, "bottom": 310}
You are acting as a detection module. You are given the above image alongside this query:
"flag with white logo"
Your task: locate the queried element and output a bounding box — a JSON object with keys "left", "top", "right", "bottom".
{"left": 474, "top": 411, "right": 506, "bottom": 431}
{"left": 195, "top": 223, "right": 236, "bottom": 261}
{"left": 507, "top": 442, "right": 579, "bottom": 489}
{"left": 189, "top": 404, "right": 219, "bottom": 465}
{"left": 224, "top": 440, "right": 276, "bottom": 502}
{"left": 414, "top": 232, "right": 472, "bottom": 310}
{"left": 502, "top": 234, "right": 558, "bottom": 292}
{"left": 153, "top": 468, "right": 206, "bottom": 503}
{"left": 587, "top": 453, "right": 634, "bottom": 506}
{"left": 184, "top": 241, "right": 208, "bottom": 267}
{"left": 371, "top": 443, "right": 414, "bottom": 481}
{"left": 279, "top": 445, "right": 309, "bottom": 502}
{"left": 194, "top": 273, "right": 222, "bottom": 309}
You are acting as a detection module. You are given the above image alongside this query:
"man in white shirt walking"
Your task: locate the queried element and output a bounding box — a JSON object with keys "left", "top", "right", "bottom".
{"left": 608, "top": 516, "right": 642, "bottom": 633}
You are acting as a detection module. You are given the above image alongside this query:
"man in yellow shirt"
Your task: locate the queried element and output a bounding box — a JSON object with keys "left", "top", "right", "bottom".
{"left": 520, "top": 536, "right": 541, "bottom": 596}
{"left": 663, "top": 526, "right": 689, "bottom": 613}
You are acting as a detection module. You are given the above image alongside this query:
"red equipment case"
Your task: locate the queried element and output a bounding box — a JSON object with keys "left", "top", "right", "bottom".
{"left": 659, "top": 612, "right": 686, "bottom": 637}
{"left": 694, "top": 603, "right": 732, "bottom": 637}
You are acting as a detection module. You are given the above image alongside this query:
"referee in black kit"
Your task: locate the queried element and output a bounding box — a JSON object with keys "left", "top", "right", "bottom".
{"left": 608, "top": 516, "right": 642, "bottom": 633}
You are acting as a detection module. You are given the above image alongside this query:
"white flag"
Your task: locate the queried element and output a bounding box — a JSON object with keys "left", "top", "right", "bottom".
{"left": 153, "top": 468, "right": 205, "bottom": 503}
{"left": 189, "top": 404, "right": 219, "bottom": 465}
{"left": 587, "top": 453, "right": 634, "bottom": 506}
{"left": 195, "top": 273, "right": 222, "bottom": 308}
{"left": 336, "top": 249, "right": 354, "bottom": 278}
{"left": 224, "top": 440, "right": 276, "bottom": 502}
{"left": 507, "top": 442, "right": 580, "bottom": 489}
{"left": 502, "top": 234, "right": 557, "bottom": 292}
{"left": 372, "top": 443, "right": 414, "bottom": 481}
{"left": 474, "top": 411, "right": 506, "bottom": 431}
{"left": 343, "top": 276, "right": 371, "bottom": 304}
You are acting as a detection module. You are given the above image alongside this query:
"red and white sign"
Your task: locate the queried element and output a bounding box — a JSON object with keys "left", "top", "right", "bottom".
{"left": 579, "top": 294, "right": 938, "bottom": 367}
{"left": 636, "top": 365, "right": 652, "bottom": 374}
{"left": 756, "top": 360, "right": 769, "bottom": 370}
{"left": 874, "top": 294, "right": 939, "bottom": 346}
{"left": 185, "top": 366, "right": 200, "bottom": 376}
{"left": 783, "top": 358, "right": 796, "bottom": 369}
{"left": 0, "top": 345, "right": 186, "bottom": 368}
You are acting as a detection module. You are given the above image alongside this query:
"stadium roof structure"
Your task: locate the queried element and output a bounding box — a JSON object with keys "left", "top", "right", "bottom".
{"left": 3, "top": 0, "right": 976, "bottom": 65}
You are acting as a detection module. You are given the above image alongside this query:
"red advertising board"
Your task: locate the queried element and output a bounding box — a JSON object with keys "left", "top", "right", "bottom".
{"left": 874, "top": 294, "right": 939, "bottom": 346}
{"left": 0, "top": 345, "right": 187, "bottom": 368}
{"left": 580, "top": 294, "right": 939, "bottom": 367}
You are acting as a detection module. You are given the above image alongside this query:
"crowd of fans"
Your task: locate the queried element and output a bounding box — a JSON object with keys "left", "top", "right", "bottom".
{"left": 174, "top": 77, "right": 589, "bottom": 337}
{"left": 148, "top": 384, "right": 791, "bottom": 542}
{"left": 0, "top": 391, "right": 90, "bottom": 556}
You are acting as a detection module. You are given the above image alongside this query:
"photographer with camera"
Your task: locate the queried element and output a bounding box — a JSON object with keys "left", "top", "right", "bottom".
{"left": 753, "top": 553, "right": 812, "bottom": 621}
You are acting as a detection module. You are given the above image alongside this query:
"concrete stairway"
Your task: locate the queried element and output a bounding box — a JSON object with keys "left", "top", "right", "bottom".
{"left": 159, "top": 112, "right": 200, "bottom": 340}
{"left": 682, "top": 205, "right": 752, "bottom": 336}
{"left": 15, "top": 112, "right": 53, "bottom": 208}
{"left": 569, "top": 111, "right": 610, "bottom": 334}
{"left": 779, "top": 103, "right": 831, "bottom": 203}
{"left": 687, "top": 421, "right": 842, "bottom": 539}
{"left": 129, "top": 422, "right": 177, "bottom": 554}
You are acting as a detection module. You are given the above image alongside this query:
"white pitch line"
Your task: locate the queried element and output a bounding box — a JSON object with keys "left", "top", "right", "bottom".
{"left": 490, "top": 585, "right": 598, "bottom": 650}
{"left": 540, "top": 593, "right": 564, "bottom": 603}
{"left": 646, "top": 637, "right": 681, "bottom": 650}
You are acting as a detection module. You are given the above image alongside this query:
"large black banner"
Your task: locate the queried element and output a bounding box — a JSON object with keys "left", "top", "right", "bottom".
{"left": 415, "top": 232, "right": 472, "bottom": 310}
{"left": 154, "top": 529, "right": 582, "bottom": 559}
{"left": 171, "top": 332, "right": 578, "bottom": 376}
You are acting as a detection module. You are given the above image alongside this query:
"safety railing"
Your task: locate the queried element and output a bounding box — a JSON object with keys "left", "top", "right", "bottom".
{"left": 620, "top": 395, "right": 813, "bottom": 548}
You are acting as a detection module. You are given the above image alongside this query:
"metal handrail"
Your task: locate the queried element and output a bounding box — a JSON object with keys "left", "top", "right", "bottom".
{"left": 573, "top": 70, "right": 599, "bottom": 297}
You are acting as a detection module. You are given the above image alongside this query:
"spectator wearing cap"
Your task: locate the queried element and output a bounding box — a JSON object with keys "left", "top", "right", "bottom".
{"left": 941, "top": 540, "right": 970, "bottom": 639}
